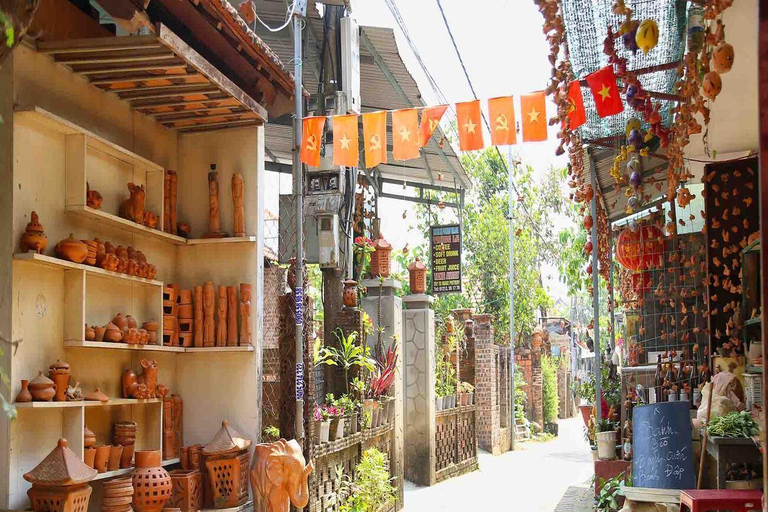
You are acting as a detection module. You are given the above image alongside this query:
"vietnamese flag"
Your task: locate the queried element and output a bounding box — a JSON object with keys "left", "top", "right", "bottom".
{"left": 456, "top": 100, "right": 484, "bottom": 151}
{"left": 332, "top": 114, "right": 359, "bottom": 167}
{"left": 300, "top": 116, "right": 326, "bottom": 167}
{"left": 566, "top": 81, "right": 587, "bottom": 129}
{"left": 488, "top": 96, "right": 516, "bottom": 146}
{"left": 520, "top": 92, "right": 547, "bottom": 142}
{"left": 418, "top": 105, "right": 448, "bottom": 147}
{"left": 392, "top": 108, "right": 420, "bottom": 161}
{"left": 362, "top": 111, "right": 387, "bottom": 169}
{"left": 585, "top": 66, "right": 623, "bottom": 118}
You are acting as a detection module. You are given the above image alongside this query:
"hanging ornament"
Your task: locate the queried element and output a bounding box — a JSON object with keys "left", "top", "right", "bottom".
{"left": 627, "top": 195, "right": 639, "bottom": 210}
{"left": 635, "top": 19, "right": 659, "bottom": 54}
{"left": 402, "top": 210, "right": 407, "bottom": 219}
{"left": 702, "top": 71, "right": 722, "bottom": 99}
{"left": 586, "top": 263, "right": 593, "bottom": 275}
{"left": 584, "top": 215, "right": 594, "bottom": 230}
{"left": 625, "top": 118, "right": 642, "bottom": 138}
{"left": 713, "top": 42, "right": 734, "bottom": 73}
{"left": 621, "top": 20, "right": 640, "bottom": 53}
{"left": 628, "top": 129, "right": 644, "bottom": 151}
{"left": 687, "top": 5, "right": 706, "bottom": 53}
{"left": 584, "top": 240, "right": 593, "bottom": 254}
{"left": 625, "top": 84, "right": 639, "bottom": 104}
{"left": 629, "top": 169, "right": 642, "bottom": 189}
{"left": 438, "top": 200, "right": 445, "bottom": 210}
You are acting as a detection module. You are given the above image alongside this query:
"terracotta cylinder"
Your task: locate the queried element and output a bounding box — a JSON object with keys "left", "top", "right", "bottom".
{"left": 193, "top": 286, "right": 203, "bottom": 347}
{"left": 94, "top": 445, "right": 111, "bottom": 473}
{"left": 84, "top": 447, "right": 96, "bottom": 469}
{"left": 239, "top": 284, "right": 251, "bottom": 345}
{"left": 216, "top": 285, "right": 227, "bottom": 347}
{"left": 108, "top": 444, "right": 123, "bottom": 471}
{"left": 226, "top": 286, "right": 238, "bottom": 346}
{"left": 203, "top": 282, "right": 215, "bottom": 347}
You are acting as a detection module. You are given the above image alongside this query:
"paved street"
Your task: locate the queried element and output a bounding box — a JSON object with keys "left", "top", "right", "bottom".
{"left": 403, "top": 417, "right": 594, "bottom": 512}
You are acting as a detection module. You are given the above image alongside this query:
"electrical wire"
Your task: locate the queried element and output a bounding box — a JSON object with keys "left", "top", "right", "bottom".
{"left": 251, "top": 0, "right": 296, "bottom": 33}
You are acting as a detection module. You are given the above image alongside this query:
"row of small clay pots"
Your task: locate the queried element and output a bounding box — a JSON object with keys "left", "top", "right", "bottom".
{"left": 84, "top": 444, "right": 134, "bottom": 473}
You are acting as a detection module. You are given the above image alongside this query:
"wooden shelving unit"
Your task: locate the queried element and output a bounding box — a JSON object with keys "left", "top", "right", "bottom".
{"left": 64, "top": 340, "right": 253, "bottom": 353}
{"left": 13, "top": 253, "right": 163, "bottom": 288}
{"left": 16, "top": 398, "right": 162, "bottom": 409}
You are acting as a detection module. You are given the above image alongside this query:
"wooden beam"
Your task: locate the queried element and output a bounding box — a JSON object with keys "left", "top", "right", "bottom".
{"left": 161, "top": 114, "right": 259, "bottom": 127}
{"left": 119, "top": 86, "right": 221, "bottom": 102}
{"left": 152, "top": 108, "right": 247, "bottom": 122}
{"left": 133, "top": 95, "right": 231, "bottom": 110}
{"left": 36, "top": 36, "right": 159, "bottom": 54}
{"left": 90, "top": 72, "right": 205, "bottom": 86}
{"left": 584, "top": 139, "right": 669, "bottom": 161}
{"left": 151, "top": 104, "right": 243, "bottom": 118}
{"left": 55, "top": 52, "right": 176, "bottom": 66}
{"left": 176, "top": 119, "right": 261, "bottom": 132}
{"left": 75, "top": 61, "right": 187, "bottom": 75}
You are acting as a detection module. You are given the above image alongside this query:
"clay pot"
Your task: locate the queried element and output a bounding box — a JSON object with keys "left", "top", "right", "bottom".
{"left": 126, "top": 259, "right": 139, "bottom": 276}
{"left": 124, "top": 328, "right": 140, "bottom": 345}
{"left": 108, "top": 445, "right": 123, "bottom": 471}
{"left": 82, "top": 240, "right": 98, "bottom": 266}
{"left": 147, "top": 264, "right": 157, "bottom": 280}
{"left": 28, "top": 371, "right": 56, "bottom": 402}
{"left": 407, "top": 258, "right": 428, "bottom": 294}
{"left": 144, "top": 211, "right": 159, "bottom": 229}
{"left": 86, "top": 183, "right": 103, "bottom": 210}
{"left": 20, "top": 211, "right": 48, "bottom": 254}
{"left": 84, "top": 387, "right": 109, "bottom": 403}
{"left": 85, "top": 325, "right": 96, "bottom": 341}
{"left": 15, "top": 379, "right": 33, "bottom": 403}
{"left": 94, "top": 445, "right": 111, "bottom": 473}
{"left": 104, "top": 322, "right": 123, "bottom": 343}
{"left": 55, "top": 234, "right": 88, "bottom": 264}
{"left": 83, "top": 447, "right": 96, "bottom": 469}
{"left": 112, "top": 314, "right": 129, "bottom": 332}
{"left": 177, "top": 223, "right": 190, "bottom": 238}
{"left": 93, "top": 326, "right": 106, "bottom": 342}
{"left": 126, "top": 315, "right": 138, "bottom": 329}
{"left": 132, "top": 450, "right": 172, "bottom": 512}
{"left": 370, "top": 236, "right": 392, "bottom": 278}
{"left": 120, "top": 444, "right": 134, "bottom": 468}
{"left": 84, "top": 426, "right": 96, "bottom": 448}
{"left": 48, "top": 372, "right": 70, "bottom": 402}
{"left": 342, "top": 279, "right": 358, "bottom": 308}
{"left": 100, "top": 252, "right": 119, "bottom": 272}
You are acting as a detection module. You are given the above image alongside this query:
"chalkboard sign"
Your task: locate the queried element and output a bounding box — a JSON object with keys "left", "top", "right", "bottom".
{"left": 632, "top": 401, "right": 695, "bottom": 489}
{"left": 430, "top": 224, "right": 462, "bottom": 294}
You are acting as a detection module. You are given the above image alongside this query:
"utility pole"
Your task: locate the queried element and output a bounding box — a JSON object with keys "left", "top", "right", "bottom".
{"left": 507, "top": 146, "right": 516, "bottom": 450}
{"left": 589, "top": 152, "right": 602, "bottom": 423}
{"left": 292, "top": 0, "right": 307, "bottom": 455}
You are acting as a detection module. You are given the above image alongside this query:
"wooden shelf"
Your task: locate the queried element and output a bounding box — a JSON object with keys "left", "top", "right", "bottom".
{"left": 745, "top": 317, "right": 762, "bottom": 326}
{"left": 185, "top": 237, "right": 257, "bottom": 245}
{"left": 93, "top": 457, "right": 179, "bottom": 481}
{"left": 65, "top": 340, "right": 186, "bottom": 352}
{"left": 16, "top": 398, "right": 161, "bottom": 409}
{"left": 14, "top": 253, "right": 163, "bottom": 287}
{"left": 67, "top": 205, "right": 188, "bottom": 245}
{"left": 185, "top": 345, "right": 254, "bottom": 353}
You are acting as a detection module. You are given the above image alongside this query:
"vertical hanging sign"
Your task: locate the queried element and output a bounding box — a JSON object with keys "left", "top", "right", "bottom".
{"left": 295, "top": 286, "right": 304, "bottom": 401}
{"left": 430, "top": 224, "right": 462, "bottom": 293}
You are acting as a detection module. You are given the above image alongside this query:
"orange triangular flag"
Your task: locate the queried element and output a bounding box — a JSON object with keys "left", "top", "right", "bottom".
{"left": 418, "top": 105, "right": 448, "bottom": 147}
{"left": 362, "top": 111, "right": 387, "bottom": 169}
{"left": 520, "top": 92, "right": 547, "bottom": 142}
{"left": 392, "top": 108, "right": 419, "bottom": 161}
{"left": 300, "top": 116, "right": 326, "bottom": 167}
{"left": 488, "top": 96, "right": 516, "bottom": 146}
{"left": 456, "top": 100, "right": 484, "bottom": 151}
{"left": 565, "top": 81, "right": 587, "bottom": 130}
{"left": 332, "top": 114, "right": 359, "bottom": 167}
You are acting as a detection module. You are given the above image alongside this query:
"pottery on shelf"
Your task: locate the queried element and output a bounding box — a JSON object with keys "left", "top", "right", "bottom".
{"left": 48, "top": 359, "right": 71, "bottom": 402}
{"left": 112, "top": 313, "right": 128, "bottom": 332}
{"left": 83, "top": 448, "right": 96, "bottom": 469}
{"left": 67, "top": 382, "right": 84, "bottom": 401}
{"left": 28, "top": 371, "right": 56, "bottom": 402}
{"left": 108, "top": 445, "right": 123, "bottom": 471}
{"left": 144, "top": 211, "right": 159, "bottom": 229}
{"left": 119, "top": 183, "right": 146, "bottom": 225}
{"left": 84, "top": 426, "right": 96, "bottom": 448}
{"left": 94, "top": 444, "right": 111, "bottom": 473}
{"left": 84, "top": 388, "right": 109, "bottom": 403}
{"left": 342, "top": 279, "right": 358, "bottom": 308}
{"left": 177, "top": 223, "right": 190, "bottom": 238}
{"left": 102, "top": 476, "right": 133, "bottom": 512}
{"left": 93, "top": 326, "right": 106, "bottom": 341}
{"left": 82, "top": 240, "right": 98, "bottom": 266}
{"left": 15, "top": 379, "right": 32, "bottom": 403}
{"left": 55, "top": 234, "right": 88, "bottom": 264}
{"left": 104, "top": 322, "right": 123, "bottom": 343}
{"left": 86, "top": 182, "right": 103, "bottom": 210}
{"left": 24, "top": 439, "right": 97, "bottom": 512}
{"left": 85, "top": 325, "right": 96, "bottom": 341}
{"left": 132, "top": 450, "right": 172, "bottom": 512}
{"left": 20, "top": 211, "right": 48, "bottom": 254}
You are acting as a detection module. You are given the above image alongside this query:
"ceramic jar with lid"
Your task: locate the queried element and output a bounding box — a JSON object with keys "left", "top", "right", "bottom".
{"left": 29, "top": 371, "right": 56, "bottom": 402}
{"left": 55, "top": 234, "right": 88, "bottom": 264}
{"left": 48, "top": 359, "right": 71, "bottom": 402}
{"left": 20, "top": 211, "right": 47, "bottom": 254}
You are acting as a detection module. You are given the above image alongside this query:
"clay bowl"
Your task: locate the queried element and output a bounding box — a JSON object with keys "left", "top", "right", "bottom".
{"left": 103, "top": 477, "right": 133, "bottom": 490}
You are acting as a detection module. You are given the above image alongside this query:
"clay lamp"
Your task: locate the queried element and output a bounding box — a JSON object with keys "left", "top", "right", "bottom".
{"left": 370, "top": 235, "right": 392, "bottom": 278}
{"left": 48, "top": 360, "right": 71, "bottom": 402}
{"left": 20, "top": 211, "right": 48, "bottom": 254}
{"left": 200, "top": 420, "right": 252, "bottom": 509}
{"left": 23, "top": 438, "right": 97, "bottom": 512}
{"left": 407, "top": 258, "right": 427, "bottom": 295}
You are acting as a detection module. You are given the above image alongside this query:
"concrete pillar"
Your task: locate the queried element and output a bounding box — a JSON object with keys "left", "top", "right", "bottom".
{"left": 401, "top": 293, "right": 436, "bottom": 486}
{"left": 361, "top": 278, "right": 404, "bottom": 507}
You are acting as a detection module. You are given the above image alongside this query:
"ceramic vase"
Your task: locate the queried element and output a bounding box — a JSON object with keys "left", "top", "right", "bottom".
{"left": 132, "top": 450, "right": 172, "bottom": 512}
{"left": 342, "top": 280, "right": 358, "bottom": 308}
{"left": 15, "top": 379, "right": 32, "bottom": 403}
{"left": 83, "top": 448, "right": 96, "bottom": 469}
{"left": 108, "top": 445, "right": 123, "bottom": 471}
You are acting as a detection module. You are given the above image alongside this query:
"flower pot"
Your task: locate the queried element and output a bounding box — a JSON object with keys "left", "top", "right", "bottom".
{"left": 94, "top": 445, "right": 111, "bottom": 473}
{"left": 435, "top": 397, "right": 442, "bottom": 411}
{"left": 329, "top": 418, "right": 340, "bottom": 441}
{"left": 468, "top": 393, "right": 474, "bottom": 406}
{"left": 578, "top": 404, "right": 593, "bottom": 427}
{"left": 596, "top": 431, "right": 618, "bottom": 460}
{"left": 387, "top": 398, "right": 395, "bottom": 423}
{"left": 459, "top": 393, "right": 469, "bottom": 407}
{"left": 591, "top": 446, "right": 599, "bottom": 461}
{"left": 335, "top": 417, "right": 345, "bottom": 440}
{"left": 447, "top": 395, "right": 456, "bottom": 409}
{"left": 120, "top": 444, "right": 134, "bottom": 469}
{"left": 83, "top": 447, "right": 96, "bottom": 469}
{"left": 319, "top": 421, "right": 331, "bottom": 443}
{"left": 342, "top": 280, "right": 358, "bottom": 308}
{"left": 350, "top": 412, "right": 359, "bottom": 434}
{"left": 108, "top": 444, "right": 123, "bottom": 471}
{"left": 132, "top": 450, "right": 171, "bottom": 512}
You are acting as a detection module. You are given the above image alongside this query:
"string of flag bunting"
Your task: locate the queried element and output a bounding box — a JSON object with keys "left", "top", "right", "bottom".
{"left": 300, "top": 65, "right": 624, "bottom": 169}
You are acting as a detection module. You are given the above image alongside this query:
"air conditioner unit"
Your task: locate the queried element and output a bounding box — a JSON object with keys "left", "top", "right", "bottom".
{"left": 340, "top": 16, "right": 360, "bottom": 114}
{"left": 318, "top": 213, "right": 340, "bottom": 268}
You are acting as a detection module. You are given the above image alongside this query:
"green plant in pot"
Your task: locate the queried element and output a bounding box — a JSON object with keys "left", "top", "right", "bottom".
{"left": 320, "top": 329, "right": 376, "bottom": 394}
{"left": 339, "top": 448, "right": 397, "bottom": 512}
{"left": 262, "top": 425, "right": 280, "bottom": 443}
{"left": 595, "top": 418, "right": 618, "bottom": 461}
{"left": 337, "top": 394, "right": 359, "bottom": 436}
{"left": 459, "top": 382, "right": 474, "bottom": 406}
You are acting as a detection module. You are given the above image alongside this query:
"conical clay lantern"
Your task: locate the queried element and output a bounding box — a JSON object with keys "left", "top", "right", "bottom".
{"left": 201, "top": 420, "right": 252, "bottom": 509}
{"left": 370, "top": 235, "right": 392, "bottom": 278}
{"left": 24, "top": 438, "right": 97, "bottom": 512}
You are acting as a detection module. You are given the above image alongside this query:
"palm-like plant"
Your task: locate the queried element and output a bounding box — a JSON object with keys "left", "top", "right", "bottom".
{"left": 323, "top": 329, "right": 375, "bottom": 393}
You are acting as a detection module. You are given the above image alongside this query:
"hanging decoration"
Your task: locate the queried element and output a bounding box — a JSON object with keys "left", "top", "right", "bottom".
{"left": 392, "top": 108, "right": 420, "bottom": 161}
{"left": 487, "top": 96, "right": 517, "bottom": 146}
{"left": 332, "top": 114, "right": 359, "bottom": 168}
{"left": 418, "top": 105, "right": 448, "bottom": 147}
{"left": 455, "top": 100, "right": 485, "bottom": 151}
{"left": 585, "top": 66, "right": 624, "bottom": 118}
{"left": 520, "top": 92, "right": 548, "bottom": 142}
{"left": 299, "top": 116, "right": 326, "bottom": 167}
{"left": 362, "top": 111, "right": 387, "bottom": 169}
{"left": 615, "top": 224, "right": 664, "bottom": 272}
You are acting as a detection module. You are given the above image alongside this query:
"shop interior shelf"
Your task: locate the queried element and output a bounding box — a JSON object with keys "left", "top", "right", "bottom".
{"left": 67, "top": 205, "right": 188, "bottom": 245}
{"left": 92, "top": 457, "right": 179, "bottom": 481}
{"left": 64, "top": 340, "right": 254, "bottom": 353}
{"left": 15, "top": 398, "right": 161, "bottom": 409}
{"left": 13, "top": 253, "right": 163, "bottom": 288}
{"left": 184, "top": 236, "right": 258, "bottom": 245}
{"left": 184, "top": 345, "right": 255, "bottom": 353}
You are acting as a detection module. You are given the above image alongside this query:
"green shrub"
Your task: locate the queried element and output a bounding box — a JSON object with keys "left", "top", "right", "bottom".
{"left": 339, "top": 448, "right": 397, "bottom": 512}
{"left": 541, "top": 355, "right": 560, "bottom": 424}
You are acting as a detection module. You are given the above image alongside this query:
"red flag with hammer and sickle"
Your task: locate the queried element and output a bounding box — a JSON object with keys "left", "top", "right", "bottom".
{"left": 418, "top": 105, "right": 448, "bottom": 147}
{"left": 300, "top": 116, "right": 326, "bottom": 167}
{"left": 565, "top": 81, "right": 587, "bottom": 130}
{"left": 362, "top": 111, "right": 387, "bottom": 169}
{"left": 488, "top": 96, "right": 516, "bottom": 146}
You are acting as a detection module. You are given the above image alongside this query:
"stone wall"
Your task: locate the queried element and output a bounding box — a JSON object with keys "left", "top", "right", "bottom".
{"left": 474, "top": 314, "right": 512, "bottom": 455}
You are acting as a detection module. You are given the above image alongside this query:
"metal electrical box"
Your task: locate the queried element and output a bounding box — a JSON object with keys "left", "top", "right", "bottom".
{"left": 340, "top": 16, "right": 360, "bottom": 114}
{"left": 318, "top": 213, "right": 340, "bottom": 268}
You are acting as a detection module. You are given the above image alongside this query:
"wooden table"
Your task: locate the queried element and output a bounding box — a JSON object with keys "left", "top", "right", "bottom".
{"left": 680, "top": 489, "right": 762, "bottom": 512}
{"left": 702, "top": 433, "right": 762, "bottom": 489}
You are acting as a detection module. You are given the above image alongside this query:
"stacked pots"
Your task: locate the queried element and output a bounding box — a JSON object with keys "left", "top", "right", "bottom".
{"left": 114, "top": 421, "right": 137, "bottom": 469}
{"left": 83, "top": 426, "right": 97, "bottom": 469}
{"left": 102, "top": 477, "right": 133, "bottom": 512}
{"left": 48, "top": 360, "right": 71, "bottom": 402}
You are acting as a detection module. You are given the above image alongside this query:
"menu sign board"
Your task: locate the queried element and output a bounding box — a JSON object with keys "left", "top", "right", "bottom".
{"left": 430, "top": 224, "right": 462, "bottom": 294}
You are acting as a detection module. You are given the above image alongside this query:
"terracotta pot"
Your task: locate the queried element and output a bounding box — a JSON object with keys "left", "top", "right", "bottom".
{"left": 15, "top": 379, "right": 32, "bottom": 403}
{"left": 104, "top": 322, "right": 123, "bottom": 342}
{"left": 83, "top": 426, "right": 96, "bottom": 448}
{"left": 126, "top": 315, "right": 138, "bottom": 329}
{"left": 28, "top": 371, "right": 56, "bottom": 402}
{"left": 83, "top": 447, "right": 96, "bottom": 469}
{"left": 48, "top": 371, "right": 70, "bottom": 402}
{"left": 85, "top": 325, "right": 96, "bottom": 341}
{"left": 132, "top": 450, "right": 172, "bottom": 512}
{"left": 108, "top": 445, "right": 123, "bottom": 471}
{"left": 370, "top": 236, "right": 392, "bottom": 277}
{"left": 93, "top": 326, "right": 106, "bottom": 341}
{"left": 94, "top": 445, "right": 111, "bottom": 473}
{"left": 578, "top": 404, "right": 593, "bottom": 427}
{"left": 55, "top": 234, "right": 88, "bottom": 264}
{"left": 168, "top": 469, "right": 202, "bottom": 512}
{"left": 407, "top": 258, "right": 427, "bottom": 294}
{"left": 112, "top": 313, "right": 128, "bottom": 332}
{"left": 180, "top": 447, "right": 189, "bottom": 469}
{"left": 120, "top": 444, "right": 134, "bottom": 469}
{"left": 342, "top": 279, "right": 358, "bottom": 308}
{"left": 20, "top": 211, "right": 48, "bottom": 254}
{"left": 82, "top": 240, "right": 98, "bottom": 266}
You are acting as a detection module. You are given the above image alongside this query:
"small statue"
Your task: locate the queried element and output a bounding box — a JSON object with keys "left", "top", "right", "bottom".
{"left": 227, "top": 286, "right": 238, "bottom": 346}
{"left": 250, "top": 439, "right": 313, "bottom": 512}
{"left": 217, "top": 285, "right": 227, "bottom": 346}
{"left": 122, "top": 358, "right": 160, "bottom": 399}
{"left": 194, "top": 285, "right": 204, "bottom": 346}
{"left": 20, "top": 211, "right": 47, "bottom": 254}
{"left": 203, "top": 282, "right": 216, "bottom": 346}
{"left": 66, "top": 381, "right": 83, "bottom": 401}
{"left": 144, "top": 211, "right": 159, "bottom": 229}
{"left": 119, "top": 182, "right": 146, "bottom": 225}
{"left": 86, "top": 182, "right": 103, "bottom": 210}
{"left": 203, "top": 165, "right": 227, "bottom": 238}
{"left": 240, "top": 283, "right": 252, "bottom": 345}
{"left": 232, "top": 173, "right": 245, "bottom": 237}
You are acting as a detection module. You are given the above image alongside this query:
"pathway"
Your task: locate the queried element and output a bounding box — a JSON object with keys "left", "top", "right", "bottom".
{"left": 402, "top": 417, "right": 594, "bottom": 512}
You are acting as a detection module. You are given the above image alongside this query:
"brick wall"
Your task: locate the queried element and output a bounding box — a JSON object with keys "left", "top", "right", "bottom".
{"left": 530, "top": 327, "right": 545, "bottom": 428}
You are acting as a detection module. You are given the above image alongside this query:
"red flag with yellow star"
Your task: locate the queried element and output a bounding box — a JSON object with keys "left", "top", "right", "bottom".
{"left": 392, "top": 108, "right": 420, "bottom": 161}
{"left": 566, "top": 81, "right": 587, "bottom": 129}
{"left": 585, "top": 66, "right": 623, "bottom": 118}
{"left": 362, "top": 111, "right": 387, "bottom": 169}
{"left": 332, "top": 114, "right": 359, "bottom": 167}
{"left": 456, "top": 100, "right": 484, "bottom": 151}
{"left": 300, "top": 116, "right": 326, "bottom": 167}
{"left": 418, "top": 105, "right": 447, "bottom": 147}
{"left": 520, "top": 92, "right": 547, "bottom": 142}
{"left": 488, "top": 96, "right": 516, "bottom": 146}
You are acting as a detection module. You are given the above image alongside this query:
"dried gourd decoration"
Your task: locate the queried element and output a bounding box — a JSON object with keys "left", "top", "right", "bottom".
{"left": 636, "top": 19, "right": 659, "bottom": 53}
{"left": 702, "top": 71, "right": 722, "bottom": 99}
{"left": 713, "top": 41, "right": 734, "bottom": 73}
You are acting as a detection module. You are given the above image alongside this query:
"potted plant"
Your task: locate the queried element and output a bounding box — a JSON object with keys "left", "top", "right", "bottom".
{"left": 596, "top": 418, "right": 618, "bottom": 460}
{"left": 369, "top": 341, "right": 398, "bottom": 426}
{"left": 325, "top": 395, "right": 345, "bottom": 442}
{"left": 262, "top": 425, "right": 280, "bottom": 443}
{"left": 338, "top": 448, "right": 397, "bottom": 512}
{"left": 314, "top": 405, "right": 331, "bottom": 444}
{"left": 459, "top": 382, "right": 474, "bottom": 406}
{"left": 319, "top": 329, "right": 376, "bottom": 394}
{"left": 338, "top": 394, "right": 358, "bottom": 436}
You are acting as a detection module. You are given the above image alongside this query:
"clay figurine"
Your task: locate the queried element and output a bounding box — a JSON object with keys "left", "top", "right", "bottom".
{"left": 20, "top": 211, "right": 47, "bottom": 254}
{"left": 122, "top": 359, "right": 159, "bottom": 399}
{"left": 203, "top": 282, "right": 215, "bottom": 346}
{"left": 146, "top": 264, "right": 158, "bottom": 280}
{"left": 250, "top": 439, "right": 313, "bottom": 512}
{"left": 217, "top": 285, "right": 227, "bottom": 346}
{"left": 100, "top": 253, "right": 119, "bottom": 272}
{"left": 193, "top": 286, "right": 204, "bottom": 347}
{"left": 240, "top": 283, "right": 252, "bottom": 345}
{"left": 232, "top": 173, "right": 245, "bottom": 237}
{"left": 144, "top": 211, "right": 159, "bottom": 229}
{"left": 119, "top": 182, "right": 146, "bottom": 225}
{"left": 55, "top": 234, "right": 88, "bottom": 264}
{"left": 203, "top": 165, "right": 227, "bottom": 238}
{"left": 227, "top": 286, "right": 238, "bottom": 346}
{"left": 67, "top": 382, "right": 84, "bottom": 401}
{"left": 86, "top": 182, "right": 103, "bottom": 210}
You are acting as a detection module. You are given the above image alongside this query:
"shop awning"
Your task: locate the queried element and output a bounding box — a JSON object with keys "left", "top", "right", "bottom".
{"left": 36, "top": 24, "right": 267, "bottom": 132}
